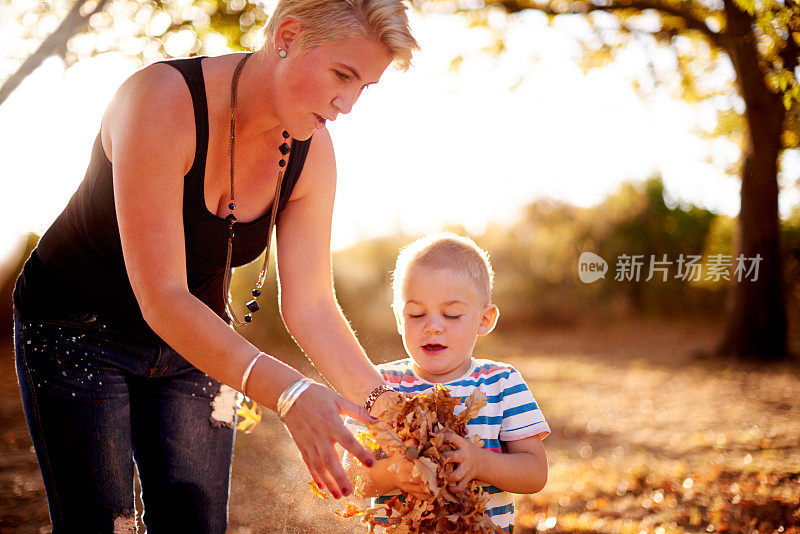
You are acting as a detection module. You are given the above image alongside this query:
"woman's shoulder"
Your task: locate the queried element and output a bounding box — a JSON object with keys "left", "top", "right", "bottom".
{"left": 101, "top": 61, "right": 196, "bottom": 167}
{"left": 110, "top": 61, "right": 196, "bottom": 116}
{"left": 289, "top": 126, "right": 336, "bottom": 199}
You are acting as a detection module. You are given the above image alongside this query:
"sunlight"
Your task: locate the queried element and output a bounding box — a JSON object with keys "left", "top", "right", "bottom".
{"left": 1, "top": 9, "right": 792, "bottom": 261}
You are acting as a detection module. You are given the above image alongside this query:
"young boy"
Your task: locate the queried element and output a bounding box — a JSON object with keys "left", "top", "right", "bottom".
{"left": 345, "top": 233, "right": 550, "bottom": 533}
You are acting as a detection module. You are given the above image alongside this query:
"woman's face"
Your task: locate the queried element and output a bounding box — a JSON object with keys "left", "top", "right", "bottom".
{"left": 272, "top": 33, "right": 394, "bottom": 140}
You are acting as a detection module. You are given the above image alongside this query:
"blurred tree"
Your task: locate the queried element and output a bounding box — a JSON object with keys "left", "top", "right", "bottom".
{"left": 2, "top": 0, "right": 796, "bottom": 360}
{"left": 596, "top": 176, "right": 718, "bottom": 310}
{"left": 422, "top": 0, "right": 798, "bottom": 360}
{"left": 0, "top": 0, "right": 266, "bottom": 106}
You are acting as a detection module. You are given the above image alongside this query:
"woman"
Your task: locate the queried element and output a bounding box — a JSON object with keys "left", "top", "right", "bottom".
{"left": 12, "top": 0, "right": 418, "bottom": 531}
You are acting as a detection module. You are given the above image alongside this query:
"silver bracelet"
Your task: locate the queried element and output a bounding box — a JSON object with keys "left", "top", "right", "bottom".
{"left": 277, "top": 377, "right": 315, "bottom": 422}
{"left": 240, "top": 352, "right": 264, "bottom": 398}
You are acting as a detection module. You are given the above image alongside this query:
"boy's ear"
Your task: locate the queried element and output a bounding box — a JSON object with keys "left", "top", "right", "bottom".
{"left": 477, "top": 304, "right": 499, "bottom": 336}
{"left": 393, "top": 308, "right": 403, "bottom": 334}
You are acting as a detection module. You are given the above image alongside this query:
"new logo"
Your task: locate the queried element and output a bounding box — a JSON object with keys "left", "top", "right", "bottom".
{"left": 579, "top": 252, "right": 608, "bottom": 283}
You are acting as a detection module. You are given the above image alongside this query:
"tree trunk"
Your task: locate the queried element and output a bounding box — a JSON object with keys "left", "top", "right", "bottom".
{"left": 717, "top": 0, "right": 787, "bottom": 360}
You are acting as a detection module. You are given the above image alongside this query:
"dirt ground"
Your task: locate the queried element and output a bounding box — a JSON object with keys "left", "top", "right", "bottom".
{"left": 1, "top": 317, "right": 798, "bottom": 533}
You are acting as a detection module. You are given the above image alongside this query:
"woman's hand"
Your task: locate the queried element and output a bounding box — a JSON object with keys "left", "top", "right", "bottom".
{"left": 441, "top": 431, "right": 486, "bottom": 494}
{"left": 369, "top": 389, "right": 404, "bottom": 418}
{"left": 282, "top": 383, "right": 377, "bottom": 499}
{"left": 385, "top": 454, "right": 433, "bottom": 501}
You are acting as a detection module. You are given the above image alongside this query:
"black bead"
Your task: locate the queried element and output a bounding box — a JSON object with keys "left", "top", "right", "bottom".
{"left": 225, "top": 213, "right": 237, "bottom": 224}
{"left": 244, "top": 314, "right": 252, "bottom": 323}
{"left": 252, "top": 289, "right": 261, "bottom": 297}
{"left": 229, "top": 202, "right": 236, "bottom": 210}
{"left": 279, "top": 159, "right": 286, "bottom": 167}
{"left": 282, "top": 131, "right": 290, "bottom": 138}
{"left": 246, "top": 299, "right": 260, "bottom": 313}
{"left": 279, "top": 143, "right": 291, "bottom": 155}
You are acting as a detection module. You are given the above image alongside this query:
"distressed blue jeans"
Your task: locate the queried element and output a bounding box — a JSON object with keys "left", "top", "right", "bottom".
{"left": 13, "top": 308, "right": 240, "bottom": 533}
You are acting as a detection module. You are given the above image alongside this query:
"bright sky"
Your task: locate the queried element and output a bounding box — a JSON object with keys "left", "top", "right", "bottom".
{"left": 1, "top": 9, "right": 799, "bottom": 273}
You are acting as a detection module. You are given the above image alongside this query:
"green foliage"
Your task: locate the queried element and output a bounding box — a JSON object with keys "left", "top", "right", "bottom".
{"left": 227, "top": 176, "right": 754, "bottom": 347}
{"left": 592, "top": 177, "right": 720, "bottom": 313}
{"left": 227, "top": 175, "right": 800, "bottom": 349}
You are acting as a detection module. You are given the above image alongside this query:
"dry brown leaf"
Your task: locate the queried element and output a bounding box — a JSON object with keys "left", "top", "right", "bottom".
{"left": 308, "top": 480, "right": 328, "bottom": 500}
{"left": 335, "top": 502, "right": 365, "bottom": 518}
{"left": 329, "top": 386, "right": 504, "bottom": 533}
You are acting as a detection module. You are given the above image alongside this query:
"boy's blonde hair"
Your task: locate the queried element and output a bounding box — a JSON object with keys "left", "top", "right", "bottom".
{"left": 263, "top": 0, "right": 419, "bottom": 70}
{"left": 392, "top": 233, "right": 495, "bottom": 309}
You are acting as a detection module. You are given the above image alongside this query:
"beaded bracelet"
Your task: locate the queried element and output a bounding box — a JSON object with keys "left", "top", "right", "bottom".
{"left": 365, "top": 384, "right": 394, "bottom": 413}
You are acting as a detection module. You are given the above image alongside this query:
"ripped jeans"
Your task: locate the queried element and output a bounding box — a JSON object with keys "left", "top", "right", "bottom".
{"left": 13, "top": 308, "right": 239, "bottom": 533}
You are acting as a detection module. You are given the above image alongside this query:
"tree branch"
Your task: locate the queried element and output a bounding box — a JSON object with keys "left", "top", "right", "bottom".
{"left": 0, "top": 0, "right": 112, "bottom": 108}
{"left": 487, "top": 0, "right": 729, "bottom": 51}
{"left": 778, "top": 32, "right": 798, "bottom": 75}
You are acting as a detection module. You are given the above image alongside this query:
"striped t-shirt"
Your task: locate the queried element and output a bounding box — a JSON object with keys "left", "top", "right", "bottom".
{"left": 355, "top": 357, "right": 550, "bottom": 532}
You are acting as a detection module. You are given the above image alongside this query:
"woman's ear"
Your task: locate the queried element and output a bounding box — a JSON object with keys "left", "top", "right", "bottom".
{"left": 274, "top": 17, "right": 303, "bottom": 52}
{"left": 477, "top": 304, "right": 499, "bottom": 336}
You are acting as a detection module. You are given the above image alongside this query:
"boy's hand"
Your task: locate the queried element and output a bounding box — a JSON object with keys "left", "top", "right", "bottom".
{"left": 442, "top": 431, "right": 486, "bottom": 494}
{"left": 387, "top": 454, "right": 433, "bottom": 501}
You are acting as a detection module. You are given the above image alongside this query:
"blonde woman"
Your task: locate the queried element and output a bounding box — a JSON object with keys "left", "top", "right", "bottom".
{"left": 12, "top": 1, "right": 418, "bottom": 531}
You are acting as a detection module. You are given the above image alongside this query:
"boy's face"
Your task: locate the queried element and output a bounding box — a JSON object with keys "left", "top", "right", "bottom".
{"left": 397, "top": 266, "right": 498, "bottom": 383}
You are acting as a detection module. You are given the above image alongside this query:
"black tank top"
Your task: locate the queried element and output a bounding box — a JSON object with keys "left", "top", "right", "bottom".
{"left": 13, "top": 56, "right": 312, "bottom": 344}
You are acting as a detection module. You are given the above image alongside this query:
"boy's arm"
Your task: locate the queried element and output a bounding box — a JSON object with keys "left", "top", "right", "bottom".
{"left": 444, "top": 433, "right": 548, "bottom": 495}
{"left": 482, "top": 435, "right": 548, "bottom": 494}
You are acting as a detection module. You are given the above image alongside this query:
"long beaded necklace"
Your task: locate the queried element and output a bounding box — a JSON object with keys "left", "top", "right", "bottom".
{"left": 223, "top": 52, "right": 291, "bottom": 327}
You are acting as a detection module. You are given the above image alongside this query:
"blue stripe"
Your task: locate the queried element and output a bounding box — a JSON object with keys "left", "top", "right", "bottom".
{"left": 383, "top": 371, "right": 512, "bottom": 389}
{"left": 498, "top": 382, "right": 527, "bottom": 397}
{"left": 481, "top": 438, "right": 500, "bottom": 449}
{"left": 505, "top": 420, "right": 547, "bottom": 433}
{"left": 392, "top": 373, "right": 511, "bottom": 394}
{"left": 481, "top": 382, "right": 527, "bottom": 404}
{"left": 393, "top": 383, "right": 435, "bottom": 393}
{"left": 450, "top": 371, "right": 509, "bottom": 388}
{"left": 503, "top": 402, "right": 538, "bottom": 418}
{"left": 467, "top": 415, "right": 503, "bottom": 425}
{"left": 381, "top": 369, "right": 415, "bottom": 378}
{"left": 395, "top": 384, "right": 528, "bottom": 404}
{"left": 487, "top": 503, "right": 514, "bottom": 516}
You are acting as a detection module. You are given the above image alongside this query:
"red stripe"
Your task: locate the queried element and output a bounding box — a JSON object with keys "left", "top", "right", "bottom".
{"left": 383, "top": 373, "right": 417, "bottom": 384}
{"left": 469, "top": 365, "right": 510, "bottom": 378}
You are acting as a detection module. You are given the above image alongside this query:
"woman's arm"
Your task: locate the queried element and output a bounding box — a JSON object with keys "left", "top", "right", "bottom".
{"left": 273, "top": 127, "right": 386, "bottom": 404}
{"left": 106, "top": 64, "right": 375, "bottom": 497}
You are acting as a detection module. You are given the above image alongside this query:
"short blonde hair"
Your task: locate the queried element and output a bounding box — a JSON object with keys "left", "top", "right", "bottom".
{"left": 264, "top": 0, "right": 419, "bottom": 70}
{"left": 392, "top": 233, "right": 495, "bottom": 309}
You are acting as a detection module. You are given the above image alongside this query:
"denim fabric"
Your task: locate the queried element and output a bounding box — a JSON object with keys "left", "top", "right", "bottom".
{"left": 13, "top": 308, "right": 239, "bottom": 534}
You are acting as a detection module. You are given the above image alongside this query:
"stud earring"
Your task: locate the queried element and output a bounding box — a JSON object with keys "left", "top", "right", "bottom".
{"left": 278, "top": 47, "right": 287, "bottom": 58}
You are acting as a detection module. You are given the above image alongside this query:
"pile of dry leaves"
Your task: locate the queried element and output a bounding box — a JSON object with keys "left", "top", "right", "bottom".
{"left": 313, "top": 384, "right": 505, "bottom": 533}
